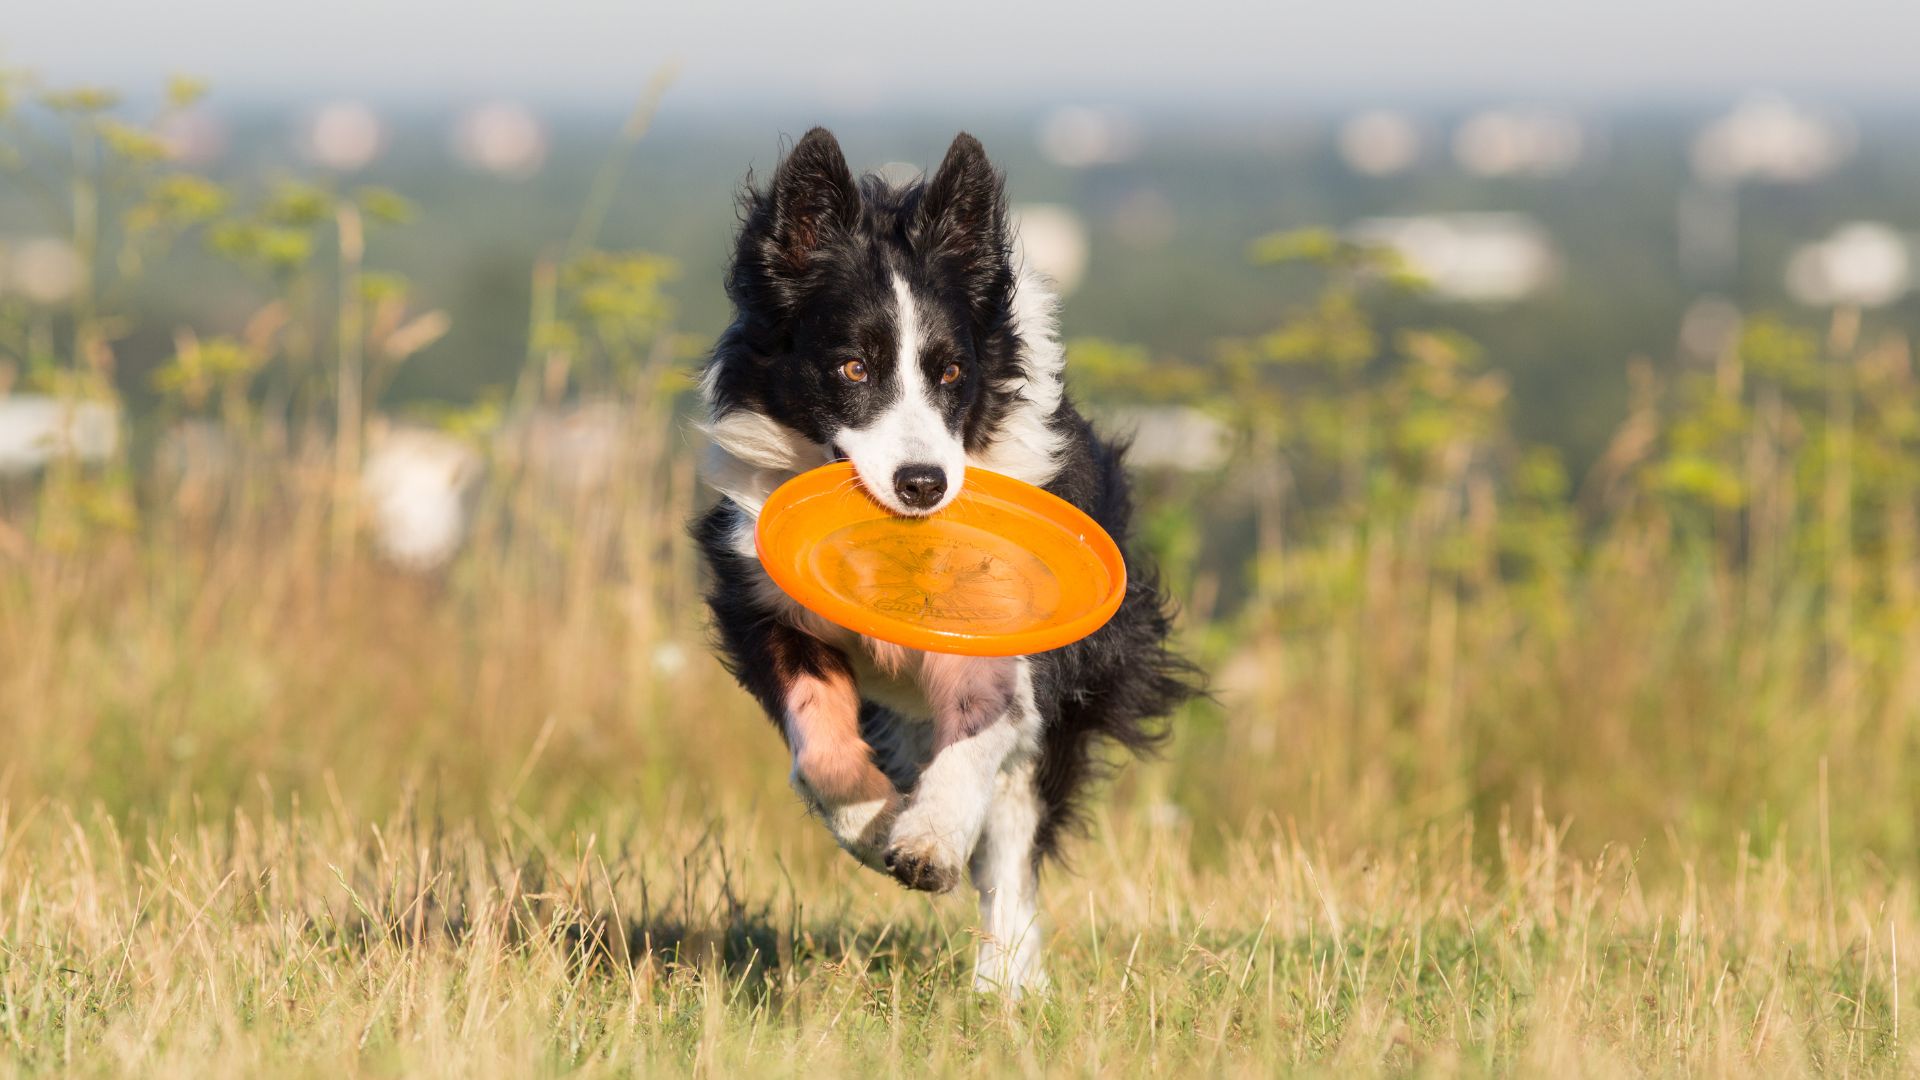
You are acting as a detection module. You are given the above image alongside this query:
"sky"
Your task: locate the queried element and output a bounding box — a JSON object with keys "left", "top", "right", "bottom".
{"left": 8, "top": 0, "right": 1920, "bottom": 108}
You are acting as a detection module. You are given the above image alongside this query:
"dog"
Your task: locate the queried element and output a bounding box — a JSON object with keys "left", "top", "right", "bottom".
{"left": 693, "top": 127, "right": 1197, "bottom": 994}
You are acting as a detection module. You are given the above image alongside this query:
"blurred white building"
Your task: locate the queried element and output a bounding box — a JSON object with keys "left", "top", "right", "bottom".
{"left": 4, "top": 237, "right": 84, "bottom": 305}
{"left": 450, "top": 102, "right": 548, "bottom": 178}
{"left": 1010, "top": 203, "right": 1090, "bottom": 294}
{"left": 1037, "top": 106, "right": 1141, "bottom": 168}
{"left": 1105, "top": 405, "right": 1230, "bottom": 473}
{"left": 360, "top": 425, "right": 482, "bottom": 571}
{"left": 1349, "top": 213, "right": 1558, "bottom": 303}
{"left": 300, "top": 101, "right": 385, "bottom": 172}
{"left": 1452, "top": 108, "right": 1585, "bottom": 178}
{"left": 0, "top": 396, "right": 120, "bottom": 475}
{"left": 1338, "top": 110, "right": 1421, "bottom": 177}
{"left": 1691, "top": 95, "right": 1854, "bottom": 186}
{"left": 1784, "top": 222, "right": 1912, "bottom": 309}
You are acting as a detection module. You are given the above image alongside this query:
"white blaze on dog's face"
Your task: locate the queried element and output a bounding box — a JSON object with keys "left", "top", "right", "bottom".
{"left": 830, "top": 275, "right": 969, "bottom": 516}
{"left": 701, "top": 128, "right": 1062, "bottom": 519}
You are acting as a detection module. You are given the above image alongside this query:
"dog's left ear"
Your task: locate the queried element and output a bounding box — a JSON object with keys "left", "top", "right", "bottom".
{"left": 918, "top": 133, "right": 1011, "bottom": 312}
{"left": 763, "top": 127, "right": 861, "bottom": 271}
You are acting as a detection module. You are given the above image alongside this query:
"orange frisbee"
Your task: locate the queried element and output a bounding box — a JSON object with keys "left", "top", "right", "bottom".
{"left": 755, "top": 462, "right": 1126, "bottom": 656}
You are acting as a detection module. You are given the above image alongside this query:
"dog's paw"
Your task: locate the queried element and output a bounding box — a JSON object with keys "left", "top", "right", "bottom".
{"left": 882, "top": 810, "right": 967, "bottom": 893}
{"left": 883, "top": 795, "right": 975, "bottom": 887}
{"left": 883, "top": 841, "right": 964, "bottom": 893}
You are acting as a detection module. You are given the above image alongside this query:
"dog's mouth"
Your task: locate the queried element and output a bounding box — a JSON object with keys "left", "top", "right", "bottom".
{"left": 828, "top": 445, "right": 961, "bottom": 519}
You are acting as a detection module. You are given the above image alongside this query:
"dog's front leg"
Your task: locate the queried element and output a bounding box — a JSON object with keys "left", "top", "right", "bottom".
{"left": 884, "top": 655, "right": 1036, "bottom": 893}
{"left": 970, "top": 759, "right": 1049, "bottom": 995}
{"left": 722, "top": 615, "right": 901, "bottom": 869}
{"left": 783, "top": 663, "right": 903, "bottom": 869}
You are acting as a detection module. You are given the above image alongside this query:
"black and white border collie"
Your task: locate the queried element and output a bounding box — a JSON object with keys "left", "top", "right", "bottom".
{"left": 694, "top": 128, "right": 1197, "bottom": 994}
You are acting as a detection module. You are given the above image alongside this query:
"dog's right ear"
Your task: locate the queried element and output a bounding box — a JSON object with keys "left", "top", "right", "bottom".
{"left": 748, "top": 127, "right": 859, "bottom": 273}
{"left": 730, "top": 128, "right": 860, "bottom": 328}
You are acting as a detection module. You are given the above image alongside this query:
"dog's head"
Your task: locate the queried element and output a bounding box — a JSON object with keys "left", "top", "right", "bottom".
{"left": 707, "top": 127, "right": 1032, "bottom": 517}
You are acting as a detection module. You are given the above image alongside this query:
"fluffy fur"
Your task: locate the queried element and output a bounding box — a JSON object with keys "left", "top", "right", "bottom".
{"left": 693, "top": 127, "right": 1199, "bottom": 993}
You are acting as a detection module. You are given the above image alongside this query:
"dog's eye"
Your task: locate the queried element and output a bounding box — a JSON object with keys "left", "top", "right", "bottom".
{"left": 941, "top": 362, "right": 962, "bottom": 385}
{"left": 841, "top": 360, "right": 868, "bottom": 383}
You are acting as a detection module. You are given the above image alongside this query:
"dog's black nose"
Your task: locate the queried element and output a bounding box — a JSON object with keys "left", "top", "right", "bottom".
{"left": 892, "top": 465, "right": 948, "bottom": 510}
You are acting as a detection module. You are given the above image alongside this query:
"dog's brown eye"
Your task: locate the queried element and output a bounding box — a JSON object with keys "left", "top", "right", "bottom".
{"left": 941, "top": 362, "right": 962, "bottom": 385}
{"left": 841, "top": 360, "right": 868, "bottom": 383}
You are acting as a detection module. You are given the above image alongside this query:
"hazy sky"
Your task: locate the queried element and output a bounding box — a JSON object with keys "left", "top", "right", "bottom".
{"left": 9, "top": 0, "right": 1920, "bottom": 107}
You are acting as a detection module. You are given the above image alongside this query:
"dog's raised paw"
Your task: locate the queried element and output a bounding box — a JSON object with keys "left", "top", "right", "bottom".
{"left": 883, "top": 842, "right": 963, "bottom": 893}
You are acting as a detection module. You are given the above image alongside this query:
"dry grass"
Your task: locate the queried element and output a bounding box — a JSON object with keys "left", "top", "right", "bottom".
{"left": 0, "top": 787, "right": 1908, "bottom": 1076}
{"left": 0, "top": 516, "right": 1916, "bottom": 1076}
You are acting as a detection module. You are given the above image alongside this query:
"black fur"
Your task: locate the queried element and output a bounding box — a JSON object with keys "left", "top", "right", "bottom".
{"left": 1026, "top": 413, "right": 1201, "bottom": 860}
{"left": 696, "top": 127, "right": 1200, "bottom": 867}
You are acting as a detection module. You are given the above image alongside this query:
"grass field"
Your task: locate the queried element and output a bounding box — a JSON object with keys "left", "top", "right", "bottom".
{"left": 2, "top": 509, "right": 1917, "bottom": 1076}
{"left": 0, "top": 749, "right": 1910, "bottom": 1076}
{"left": 8, "top": 77, "right": 1920, "bottom": 1075}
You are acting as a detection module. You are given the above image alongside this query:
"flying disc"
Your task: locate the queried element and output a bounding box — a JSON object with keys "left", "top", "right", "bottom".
{"left": 755, "top": 462, "right": 1126, "bottom": 657}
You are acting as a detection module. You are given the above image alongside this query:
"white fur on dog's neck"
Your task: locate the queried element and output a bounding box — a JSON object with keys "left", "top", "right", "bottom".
{"left": 972, "top": 265, "right": 1067, "bottom": 487}
{"left": 696, "top": 404, "right": 830, "bottom": 516}
{"left": 698, "top": 265, "right": 1068, "bottom": 518}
